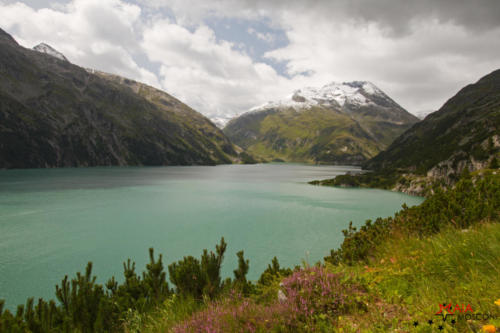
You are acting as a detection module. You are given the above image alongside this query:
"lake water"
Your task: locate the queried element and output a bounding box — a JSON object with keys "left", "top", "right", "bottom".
{"left": 0, "top": 164, "right": 424, "bottom": 309}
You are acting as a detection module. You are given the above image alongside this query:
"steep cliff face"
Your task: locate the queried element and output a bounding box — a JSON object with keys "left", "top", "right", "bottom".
{"left": 0, "top": 29, "right": 238, "bottom": 169}
{"left": 224, "top": 81, "right": 418, "bottom": 165}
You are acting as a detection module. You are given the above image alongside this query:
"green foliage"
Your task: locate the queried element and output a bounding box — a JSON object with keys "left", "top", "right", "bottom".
{"left": 168, "top": 256, "right": 205, "bottom": 299}
{"left": 490, "top": 156, "right": 499, "bottom": 169}
{"left": 55, "top": 262, "right": 104, "bottom": 331}
{"left": 232, "top": 251, "right": 253, "bottom": 296}
{"left": 471, "top": 143, "right": 490, "bottom": 160}
{"left": 325, "top": 171, "right": 500, "bottom": 265}
{"left": 122, "top": 294, "right": 201, "bottom": 333}
{"left": 142, "top": 248, "right": 170, "bottom": 303}
{"left": 257, "top": 256, "right": 293, "bottom": 287}
{"left": 168, "top": 237, "right": 227, "bottom": 300}
{"left": 238, "top": 151, "right": 258, "bottom": 164}
{"left": 310, "top": 171, "right": 403, "bottom": 190}
{"left": 0, "top": 298, "right": 60, "bottom": 332}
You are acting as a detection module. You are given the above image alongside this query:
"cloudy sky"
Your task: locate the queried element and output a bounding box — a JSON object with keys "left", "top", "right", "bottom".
{"left": 1, "top": 0, "right": 500, "bottom": 122}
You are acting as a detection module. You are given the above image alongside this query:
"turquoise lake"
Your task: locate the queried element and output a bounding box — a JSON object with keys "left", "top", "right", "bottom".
{"left": 0, "top": 164, "right": 424, "bottom": 308}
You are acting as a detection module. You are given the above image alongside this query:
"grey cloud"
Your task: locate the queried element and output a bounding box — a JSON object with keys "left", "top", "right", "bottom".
{"left": 218, "top": 0, "right": 500, "bottom": 34}
{"left": 320, "top": 0, "right": 500, "bottom": 34}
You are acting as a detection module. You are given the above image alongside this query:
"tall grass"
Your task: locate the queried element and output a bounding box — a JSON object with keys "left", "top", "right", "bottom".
{"left": 334, "top": 222, "right": 500, "bottom": 332}
{"left": 123, "top": 295, "right": 200, "bottom": 333}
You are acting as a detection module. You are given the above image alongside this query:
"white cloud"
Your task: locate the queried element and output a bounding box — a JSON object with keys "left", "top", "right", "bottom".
{"left": 0, "top": 0, "right": 160, "bottom": 87}
{"left": 247, "top": 27, "right": 274, "bottom": 43}
{"left": 141, "top": 20, "right": 299, "bottom": 118}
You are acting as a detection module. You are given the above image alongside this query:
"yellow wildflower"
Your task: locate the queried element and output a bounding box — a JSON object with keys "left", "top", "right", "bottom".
{"left": 482, "top": 324, "right": 496, "bottom": 333}
{"left": 495, "top": 299, "right": 500, "bottom": 307}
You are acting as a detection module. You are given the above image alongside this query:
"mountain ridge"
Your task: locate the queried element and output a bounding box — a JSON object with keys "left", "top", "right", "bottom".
{"left": 250, "top": 81, "right": 401, "bottom": 113}
{"left": 33, "top": 43, "right": 68, "bottom": 62}
{"left": 0, "top": 28, "right": 240, "bottom": 169}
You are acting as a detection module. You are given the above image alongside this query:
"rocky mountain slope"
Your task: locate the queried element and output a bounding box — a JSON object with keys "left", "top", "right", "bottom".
{"left": 0, "top": 29, "right": 239, "bottom": 168}
{"left": 364, "top": 69, "right": 500, "bottom": 184}
{"left": 33, "top": 43, "right": 68, "bottom": 62}
{"left": 224, "top": 81, "right": 418, "bottom": 164}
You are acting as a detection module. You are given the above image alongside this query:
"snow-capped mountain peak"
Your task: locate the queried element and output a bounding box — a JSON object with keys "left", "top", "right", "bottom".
{"left": 33, "top": 43, "right": 68, "bottom": 62}
{"left": 251, "top": 81, "right": 387, "bottom": 112}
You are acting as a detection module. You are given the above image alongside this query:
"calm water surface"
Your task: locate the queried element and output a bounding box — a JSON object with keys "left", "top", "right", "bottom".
{"left": 0, "top": 164, "right": 423, "bottom": 308}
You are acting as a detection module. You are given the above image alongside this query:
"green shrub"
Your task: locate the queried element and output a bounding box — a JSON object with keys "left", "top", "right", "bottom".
{"left": 325, "top": 171, "right": 500, "bottom": 265}
{"left": 257, "top": 257, "right": 293, "bottom": 287}
{"left": 232, "top": 251, "right": 253, "bottom": 296}
{"left": 490, "top": 156, "right": 499, "bottom": 169}
{"left": 168, "top": 237, "right": 227, "bottom": 300}
{"left": 309, "top": 171, "right": 403, "bottom": 190}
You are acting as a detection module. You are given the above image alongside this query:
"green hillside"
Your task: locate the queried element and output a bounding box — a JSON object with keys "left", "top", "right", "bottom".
{"left": 231, "top": 106, "right": 383, "bottom": 164}
{"left": 224, "top": 82, "right": 418, "bottom": 165}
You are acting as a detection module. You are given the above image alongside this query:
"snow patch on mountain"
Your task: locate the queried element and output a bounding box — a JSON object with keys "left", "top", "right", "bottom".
{"left": 33, "top": 43, "right": 68, "bottom": 62}
{"left": 251, "top": 81, "right": 386, "bottom": 112}
{"left": 209, "top": 115, "right": 234, "bottom": 128}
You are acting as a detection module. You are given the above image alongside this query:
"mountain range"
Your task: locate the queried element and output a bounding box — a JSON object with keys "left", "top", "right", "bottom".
{"left": 224, "top": 81, "right": 418, "bottom": 164}
{"left": 0, "top": 28, "right": 242, "bottom": 168}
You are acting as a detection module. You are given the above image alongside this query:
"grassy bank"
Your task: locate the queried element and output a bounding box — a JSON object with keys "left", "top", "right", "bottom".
{"left": 330, "top": 222, "right": 500, "bottom": 332}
